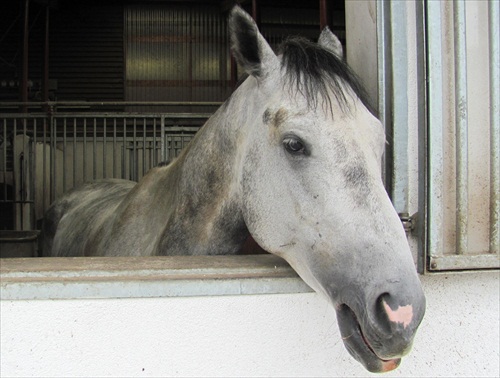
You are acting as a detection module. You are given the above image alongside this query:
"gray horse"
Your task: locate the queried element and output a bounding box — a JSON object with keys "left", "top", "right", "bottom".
{"left": 42, "top": 6, "right": 425, "bottom": 373}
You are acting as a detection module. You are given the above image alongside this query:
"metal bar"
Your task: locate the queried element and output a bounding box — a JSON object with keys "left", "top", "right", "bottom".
{"left": 376, "top": 0, "right": 392, "bottom": 188}
{"left": 12, "top": 119, "right": 17, "bottom": 229}
{"left": 319, "top": 0, "right": 329, "bottom": 30}
{"left": 122, "top": 118, "right": 126, "bottom": 180}
{"left": 142, "top": 118, "right": 146, "bottom": 178}
{"left": 389, "top": 1, "right": 409, "bottom": 214}
{"left": 427, "top": 0, "right": 445, "bottom": 259}
{"left": 83, "top": 118, "right": 87, "bottom": 183}
{"left": 32, "top": 118, "right": 37, "bottom": 228}
{"left": 42, "top": 118, "right": 46, "bottom": 214}
{"left": 489, "top": 0, "right": 500, "bottom": 254}
{"left": 453, "top": 0, "right": 468, "bottom": 255}
{"left": 133, "top": 119, "right": 137, "bottom": 181}
{"left": 153, "top": 118, "right": 157, "bottom": 166}
{"left": 103, "top": 118, "right": 107, "bottom": 179}
{"left": 161, "top": 115, "right": 166, "bottom": 162}
{"left": 0, "top": 101, "right": 223, "bottom": 107}
{"left": 2, "top": 120, "right": 6, "bottom": 203}
{"left": 0, "top": 113, "right": 211, "bottom": 120}
{"left": 93, "top": 118, "right": 97, "bottom": 180}
{"left": 113, "top": 118, "right": 117, "bottom": 178}
{"left": 22, "top": 117, "right": 27, "bottom": 230}
{"left": 50, "top": 117, "right": 56, "bottom": 205}
{"left": 415, "top": 0, "right": 428, "bottom": 273}
{"left": 73, "top": 118, "right": 76, "bottom": 188}
{"left": 62, "top": 118, "right": 67, "bottom": 193}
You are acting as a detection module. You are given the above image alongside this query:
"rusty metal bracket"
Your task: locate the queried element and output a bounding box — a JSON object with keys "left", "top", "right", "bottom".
{"left": 399, "top": 212, "right": 417, "bottom": 234}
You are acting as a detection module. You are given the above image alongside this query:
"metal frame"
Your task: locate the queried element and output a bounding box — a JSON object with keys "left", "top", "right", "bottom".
{"left": 376, "top": 0, "right": 428, "bottom": 273}
{"left": 426, "top": 0, "right": 499, "bottom": 271}
{"left": 377, "top": 0, "right": 498, "bottom": 272}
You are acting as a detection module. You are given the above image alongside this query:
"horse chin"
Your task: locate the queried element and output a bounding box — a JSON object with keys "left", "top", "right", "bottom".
{"left": 336, "top": 305, "right": 401, "bottom": 373}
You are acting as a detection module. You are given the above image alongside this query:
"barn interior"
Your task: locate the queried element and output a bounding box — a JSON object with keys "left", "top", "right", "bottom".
{"left": 0, "top": 0, "right": 346, "bottom": 254}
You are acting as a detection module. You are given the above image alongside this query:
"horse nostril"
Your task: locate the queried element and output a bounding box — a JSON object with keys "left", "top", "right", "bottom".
{"left": 375, "top": 293, "right": 392, "bottom": 333}
{"left": 377, "top": 293, "right": 414, "bottom": 331}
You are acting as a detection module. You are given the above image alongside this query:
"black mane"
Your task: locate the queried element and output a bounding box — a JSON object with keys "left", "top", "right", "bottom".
{"left": 279, "top": 37, "right": 374, "bottom": 116}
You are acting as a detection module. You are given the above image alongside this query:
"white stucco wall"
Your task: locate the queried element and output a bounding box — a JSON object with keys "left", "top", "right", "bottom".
{"left": 1, "top": 271, "right": 499, "bottom": 377}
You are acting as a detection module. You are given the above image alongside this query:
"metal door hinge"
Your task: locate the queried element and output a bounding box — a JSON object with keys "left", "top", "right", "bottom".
{"left": 399, "top": 212, "right": 417, "bottom": 233}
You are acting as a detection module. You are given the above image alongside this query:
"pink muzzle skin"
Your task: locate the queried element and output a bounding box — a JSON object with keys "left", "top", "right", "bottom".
{"left": 382, "top": 301, "right": 414, "bottom": 329}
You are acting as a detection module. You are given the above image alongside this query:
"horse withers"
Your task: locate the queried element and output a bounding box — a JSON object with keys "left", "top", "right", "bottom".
{"left": 42, "top": 6, "right": 425, "bottom": 373}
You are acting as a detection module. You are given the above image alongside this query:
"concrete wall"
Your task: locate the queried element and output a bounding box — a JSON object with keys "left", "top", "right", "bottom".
{"left": 1, "top": 271, "right": 498, "bottom": 377}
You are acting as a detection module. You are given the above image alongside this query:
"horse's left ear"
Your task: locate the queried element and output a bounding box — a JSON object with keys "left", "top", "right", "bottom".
{"left": 318, "top": 26, "right": 343, "bottom": 58}
{"left": 229, "top": 6, "right": 278, "bottom": 78}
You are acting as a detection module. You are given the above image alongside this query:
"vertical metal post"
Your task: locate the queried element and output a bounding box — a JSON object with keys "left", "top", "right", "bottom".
{"left": 22, "top": 118, "right": 27, "bottom": 230}
{"left": 251, "top": 0, "right": 260, "bottom": 26}
{"left": 12, "top": 120, "right": 17, "bottom": 229}
{"left": 93, "top": 118, "right": 97, "bottom": 180}
{"left": 32, "top": 119, "right": 37, "bottom": 228}
{"left": 122, "top": 118, "right": 126, "bottom": 180}
{"left": 453, "top": 0, "right": 468, "bottom": 255}
{"left": 489, "top": 0, "right": 500, "bottom": 254}
{"left": 62, "top": 118, "right": 67, "bottom": 193}
{"left": 160, "top": 115, "right": 166, "bottom": 162}
{"left": 389, "top": 1, "right": 409, "bottom": 215}
{"left": 22, "top": 119, "right": 28, "bottom": 229}
{"left": 103, "top": 118, "right": 107, "bottom": 179}
{"left": 2, "top": 120, "right": 6, "bottom": 204}
{"left": 319, "top": 0, "right": 330, "bottom": 31}
{"left": 72, "top": 118, "right": 76, "bottom": 188}
{"left": 376, "top": 0, "right": 392, "bottom": 188}
{"left": 50, "top": 117, "right": 56, "bottom": 205}
{"left": 42, "top": 118, "right": 47, "bottom": 213}
{"left": 142, "top": 118, "right": 146, "bottom": 178}
{"left": 83, "top": 118, "right": 87, "bottom": 182}
{"left": 20, "top": 0, "right": 29, "bottom": 112}
{"left": 133, "top": 118, "right": 137, "bottom": 181}
{"left": 427, "top": 0, "right": 445, "bottom": 260}
{"left": 415, "top": 0, "right": 428, "bottom": 273}
{"left": 113, "top": 118, "right": 117, "bottom": 178}
{"left": 42, "top": 4, "right": 50, "bottom": 107}
{"left": 153, "top": 118, "right": 157, "bottom": 166}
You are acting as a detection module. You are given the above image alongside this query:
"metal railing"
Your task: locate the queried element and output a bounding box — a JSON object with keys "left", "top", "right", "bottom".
{"left": 0, "top": 102, "right": 216, "bottom": 231}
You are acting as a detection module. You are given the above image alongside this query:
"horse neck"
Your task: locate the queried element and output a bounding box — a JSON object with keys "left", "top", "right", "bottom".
{"left": 156, "top": 95, "right": 252, "bottom": 255}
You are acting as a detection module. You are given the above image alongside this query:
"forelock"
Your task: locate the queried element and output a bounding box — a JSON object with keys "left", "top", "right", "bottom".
{"left": 279, "top": 37, "right": 375, "bottom": 116}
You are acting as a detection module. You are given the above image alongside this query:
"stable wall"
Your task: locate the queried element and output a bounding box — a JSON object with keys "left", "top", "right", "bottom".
{"left": 1, "top": 271, "right": 498, "bottom": 377}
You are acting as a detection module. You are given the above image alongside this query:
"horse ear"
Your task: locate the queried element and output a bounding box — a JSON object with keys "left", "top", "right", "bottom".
{"left": 229, "top": 6, "right": 278, "bottom": 78}
{"left": 318, "top": 26, "right": 343, "bottom": 58}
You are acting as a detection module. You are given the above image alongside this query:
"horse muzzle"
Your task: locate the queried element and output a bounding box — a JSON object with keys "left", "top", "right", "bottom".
{"left": 335, "top": 290, "right": 425, "bottom": 373}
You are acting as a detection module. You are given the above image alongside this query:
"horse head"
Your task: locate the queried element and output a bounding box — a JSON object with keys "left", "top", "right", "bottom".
{"left": 228, "top": 6, "right": 425, "bottom": 372}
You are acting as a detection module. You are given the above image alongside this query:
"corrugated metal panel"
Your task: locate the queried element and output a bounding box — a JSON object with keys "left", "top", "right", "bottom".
{"left": 427, "top": 1, "right": 499, "bottom": 270}
{"left": 50, "top": 1, "right": 124, "bottom": 101}
{"left": 125, "top": 3, "right": 231, "bottom": 113}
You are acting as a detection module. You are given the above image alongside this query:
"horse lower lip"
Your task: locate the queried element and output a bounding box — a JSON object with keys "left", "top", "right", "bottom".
{"left": 358, "top": 324, "right": 393, "bottom": 362}
{"left": 337, "top": 305, "right": 400, "bottom": 372}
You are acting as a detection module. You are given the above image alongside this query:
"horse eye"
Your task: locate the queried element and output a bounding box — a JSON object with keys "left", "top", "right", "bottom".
{"left": 283, "top": 137, "right": 306, "bottom": 155}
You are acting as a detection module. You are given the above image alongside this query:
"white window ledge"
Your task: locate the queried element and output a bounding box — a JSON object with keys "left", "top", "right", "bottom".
{"left": 0, "top": 255, "right": 313, "bottom": 300}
